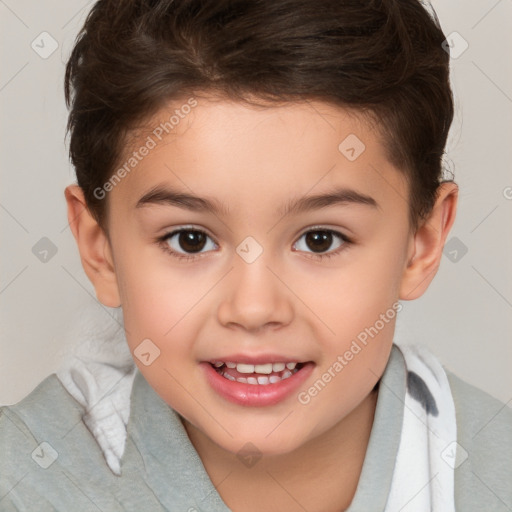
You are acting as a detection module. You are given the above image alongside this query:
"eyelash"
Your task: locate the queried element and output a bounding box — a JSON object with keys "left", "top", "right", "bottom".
{"left": 156, "top": 226, "right": 352, "bottom": 262}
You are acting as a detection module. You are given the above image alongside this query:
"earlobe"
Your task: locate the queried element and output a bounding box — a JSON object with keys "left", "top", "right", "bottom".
{"left": 64, "top": 184, "right": 121, "bottom": 308}
{"left": 399, "top": 182, "right": 458, "bottom": 300}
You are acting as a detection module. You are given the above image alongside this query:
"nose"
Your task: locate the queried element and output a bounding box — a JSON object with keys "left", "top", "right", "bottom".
{"left": 216, "top": 252, "right": 294, "bottom": 333}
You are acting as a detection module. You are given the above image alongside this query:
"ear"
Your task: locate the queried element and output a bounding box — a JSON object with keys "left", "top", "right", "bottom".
{"left": 64, "top": 184, "right": 121, "bottom": 307}
{"left": 399, "top": 182, "right": 458, "bottom": 300}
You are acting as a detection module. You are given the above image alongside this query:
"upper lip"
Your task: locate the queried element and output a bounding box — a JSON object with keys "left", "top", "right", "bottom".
{"left": 205, "top": 354, "right": 310, "bottom": 365}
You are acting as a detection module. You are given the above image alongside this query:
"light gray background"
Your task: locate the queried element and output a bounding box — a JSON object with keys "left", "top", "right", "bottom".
{"left": 1, "top": 0, "right": 511, "bottom": 406}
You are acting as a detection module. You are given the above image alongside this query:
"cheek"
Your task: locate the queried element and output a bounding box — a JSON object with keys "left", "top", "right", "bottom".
{"left": 117, "top": 263, "right": 202, "bottom": 410}
{"left": 293, "top": 231, "right": 406, "bottom": 404}
{"left": 116, "top": 245, "right": 196, "bottom": 330}
{"left": 114, "top": 260, "right": 191, "bottom": 371}
{"left": 300, "top": 242, "right": 405, "bottom": 338}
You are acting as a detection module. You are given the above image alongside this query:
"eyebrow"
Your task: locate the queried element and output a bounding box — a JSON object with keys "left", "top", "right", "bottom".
{"left": 135, "top": 184, "right": 379, "bottom": 217}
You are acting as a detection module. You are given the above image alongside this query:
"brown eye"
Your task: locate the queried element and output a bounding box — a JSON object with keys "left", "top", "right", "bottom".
{"left": 178, "top": 230, "right": 207, "bottom": 253}
{"left": 304, "top": 231, "right": 333, "bottom": 253}
{"left": 293, "top": 228, "right": 348, "bottom": 257}
{"left": 162, "top": 228, "right": 217, "bottom": 256}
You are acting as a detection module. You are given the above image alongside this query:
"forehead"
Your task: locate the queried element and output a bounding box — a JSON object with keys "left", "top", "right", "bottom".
{"left": 109, "top": 96, "right": 408, "bottom": 219}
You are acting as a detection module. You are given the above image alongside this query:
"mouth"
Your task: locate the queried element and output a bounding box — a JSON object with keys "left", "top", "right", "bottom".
{"left": 210, "top": 360, "right": 305, "bottom": 385}
{"left": 202, "top": 358, "right": 314, "bottom": 407}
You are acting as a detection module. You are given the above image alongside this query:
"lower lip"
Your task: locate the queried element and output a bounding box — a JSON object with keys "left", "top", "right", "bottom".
{"left": 202, "top": 362, "right": 315, "bottom": 407}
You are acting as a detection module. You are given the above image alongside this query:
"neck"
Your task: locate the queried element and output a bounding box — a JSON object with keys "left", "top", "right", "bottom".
{"left": 183, "top": 385, "right": 379, "bottom": 512}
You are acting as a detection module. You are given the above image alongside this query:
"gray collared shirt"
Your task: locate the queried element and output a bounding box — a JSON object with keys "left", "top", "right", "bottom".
{"left": 1, "top": 345, "right": 511, "bottom": 511}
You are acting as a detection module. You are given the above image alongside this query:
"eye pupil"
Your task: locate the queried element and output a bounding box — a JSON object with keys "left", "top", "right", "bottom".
{"left": 306, "top": 231, "right": 332, "bottom": 252}
{"left": 179, "top": 231, "right": 206, "bottom": 252}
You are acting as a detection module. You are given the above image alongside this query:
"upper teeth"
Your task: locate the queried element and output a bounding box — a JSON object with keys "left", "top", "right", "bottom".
{"left": 214, "top": 361, "right": 297, "bottom": 374}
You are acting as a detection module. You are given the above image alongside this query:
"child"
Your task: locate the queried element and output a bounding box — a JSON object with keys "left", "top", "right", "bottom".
{"left": 1, "top": 0, "right": 511, "bottom": 510}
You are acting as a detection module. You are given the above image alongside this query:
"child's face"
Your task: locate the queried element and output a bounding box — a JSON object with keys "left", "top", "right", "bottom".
{"left": 104, "top": 96, "right": 415, "bottom": 455}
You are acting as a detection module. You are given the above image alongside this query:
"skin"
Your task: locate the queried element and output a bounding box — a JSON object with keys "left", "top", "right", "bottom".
{"left": 65, "top": 95, "right": 457, "bottom": 511}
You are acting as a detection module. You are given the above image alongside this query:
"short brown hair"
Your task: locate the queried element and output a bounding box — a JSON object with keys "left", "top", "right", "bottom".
{"left": 64, "top": 0, "right": 454, "bottom": 231}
